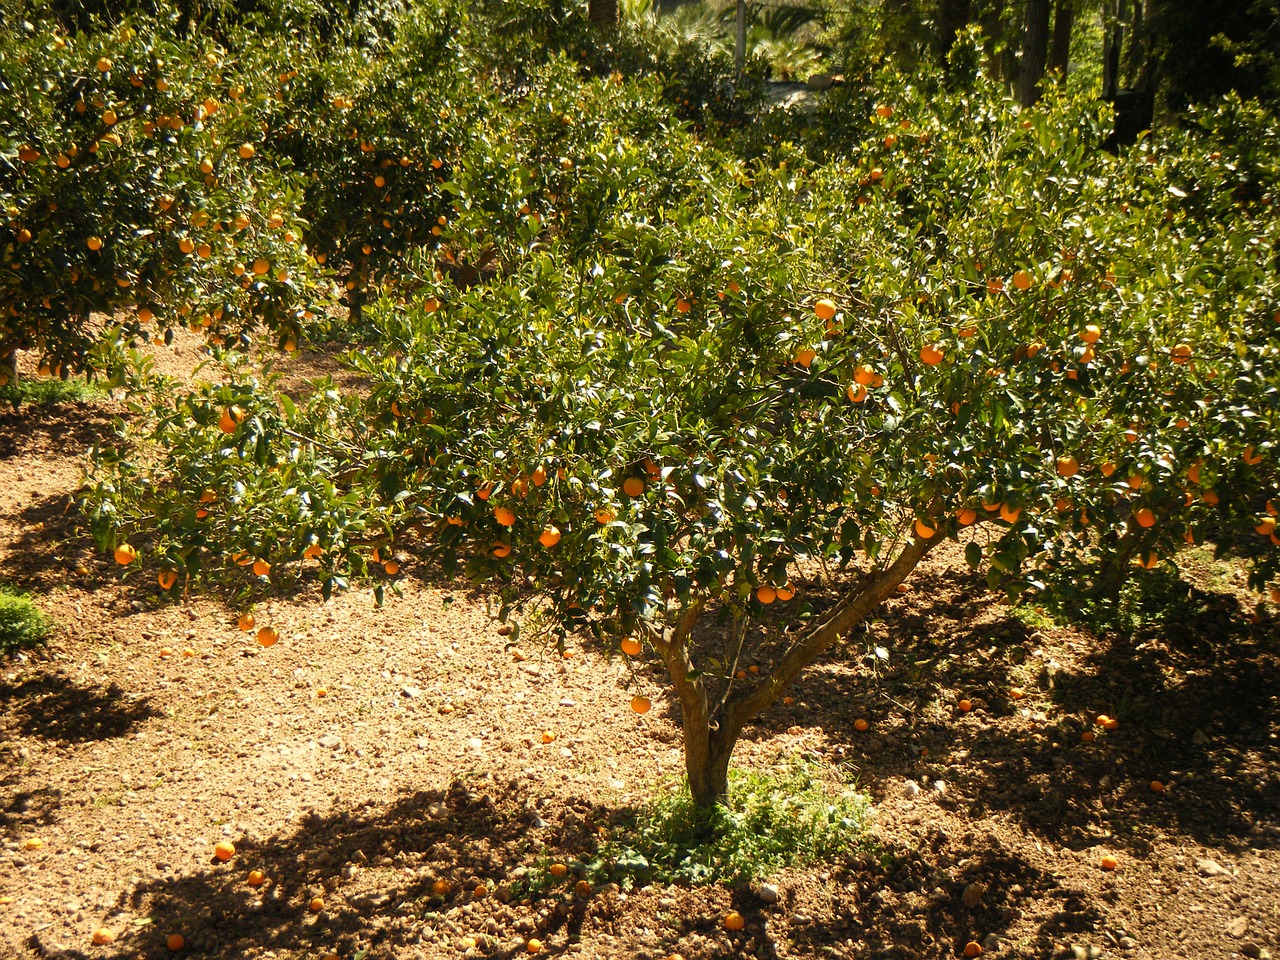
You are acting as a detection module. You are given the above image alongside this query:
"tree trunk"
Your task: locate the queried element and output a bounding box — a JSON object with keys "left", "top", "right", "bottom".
{"left": 1019, "top": 0, "right": 1052, "bottom": 106}
{"left": 1048, "top": 0, "right": 1073, "bottom": 82}
{"left": 938, "top": 0, "right": 972, "bottom": 62}
{"left": 650, "top": 533, "right": 942, "bottom": 812}
{"left": 588, "top": 0, "right": 618, "bottom": 28}
{"left": 0, "top": 348, "right": 17, "bottom": 386}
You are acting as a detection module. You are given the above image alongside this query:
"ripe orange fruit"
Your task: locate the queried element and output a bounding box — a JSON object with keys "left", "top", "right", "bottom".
{"left": 526, "top": 940, "right": 542, "bottom": 954}
{"left": 1011, "top": 270, "right": 1032, "bottom": 291}
{"left": 1256, "top": 517, "right": 1276, "bottom": 536}
{"left": 1081, "top": 324, "right": 1102, "bottom": 344}
{"left": 853, "top": 364, "right": 881, "bottom": 387}
{"left": 96, "top": 57, "right": 113, "bottom": 72}
{"left": 914, "top": 517, "right": 938, "bottom": 540}
{"left": 431, "top": 878, "right": 451, "bottom": 896}
{"left": 1099, "top": 461, "right": 1117, "bottom": 477}
{"left": 92, "top": 928, "right": 116, "bottom": 945}
{"left": 623, "top": 477, "right": 645, "bottom": 497}
{"left": 532, "top": 464, "right": 548, "bottom": 486}
{"left": 214, "top": 840, "right": 235, "bottom": 861}
{"left": 846, "top": 383, "right": 868, "bottom": 402}
{"left": 1202, "top": 489, "right": 1220, "bottom": 506}
{"left": 218, "top": 406, "right": 244, "bottom": 434}
{"left": 724, "top": 911, "right": 746, "bottom": 931}
{"left": 549, "top": 862, "right": 568, "bottom": 878}
{"left": 1100, "top": 855, "right": 1118, "bottom": 871}
{"left": 1243, "top": 445, "right": 1264, "bottom": 465}
{"left": 493, "top": 506, "right": 516, "bottom": 526}
{"left": 304, "top": 544, "right": 323, "bottom": 560}
{"left": 383, "top": 560, "right": 400, "bottom": 575}
{"left": 539, "top": 525, "right": 561, "bottom": 548}
{"left": 793, "top": 347, "right": 818, "bottom": 367}
{"left": 256, "top": 627, "right": 279, "bottom": 647}
{"left": 775, "top": 585, "right": 795, "bottom": 601}
{"left": 1134, "top": 508, "right": 1156, "bottom": 528}
{"left": 853, "top": 718, "right": 870, "bottom": 732}
{"left": 958, "top": 699, "right": 973, "bottom": 712}
{"left": 1170, "top": 343, "right": 1192, "bottom": 364}
{"left": 252, "top": 558, "right": 271, "bottom": 577}
{"left": 756, "top": 585, "right": 777, "bottom": 604}
{"left": 87, "top": 235, "right": 103, "bottom": 251}
{"left": 1150, "top": 780, "right": 1165, "bottom": 793}
{"left": 675, "top": 298, "right": 692, "bottom": 313}
{"left": 594, "top": 507, "right": 615, "bottom": 525}
{"left": 158, "top": 570, "right": 177, "bottom": 590}
{"left": 620, "top": 637, "right": 642, "bottom": 656}
{"left": 238, "top": 143, "right": 255, "bottom": 159}
{"left": 919, "top": 343, "right": 944, "bottom": 365}
{"left": 998, "top": 504, "right": 1022, "bottom": 523}
{"left": 309, "top": 896, "right": 324, "bottom": 912}
{"left": 957, "top": 507, "right": 977, "bottom": 526}
{"left": 245, "top": 869, "right": 266, "bottom": 886}
{"left": 963, "top": 943, "right": 983, "bottom": 958}
{"left": 166, "top": 933, "right": 185, "bottom": 951}
{"left": 114, "top": 544, "right": 138, "bottom": 565}
{"left": 1056, "top": 456, "right": 1079, "bottom": 478}
{"left": 630, "top": 695, "right": 651, "bottom": 714}
{"left": 815, "top": 299, "right": 837, "bottom": 321}
{"left": 492, "top": 543, "right": 511, "bottom": 558}
{"left": 1081, "top": 730, "right": 1095, "bottom": 742}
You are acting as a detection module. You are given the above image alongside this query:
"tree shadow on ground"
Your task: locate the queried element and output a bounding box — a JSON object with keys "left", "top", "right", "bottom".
{"left": 92, "top": 779, "right": 633, "bottom": 960}
{"left": 736, "top": 560, "right": 1279, "bottom": 855}
{"left": 0, "top": 672, "right": 162, "bottom": 743}
{"left": 78, "top": 775, "right": 1097, "bottom": 960}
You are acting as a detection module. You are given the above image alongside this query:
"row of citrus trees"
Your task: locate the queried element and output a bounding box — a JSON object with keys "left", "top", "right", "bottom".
{"left": 1, "top": 0, "right": 763, "bottom": 380}
{"left": 77, "top": 14, "right": 1280, "bottom": 807}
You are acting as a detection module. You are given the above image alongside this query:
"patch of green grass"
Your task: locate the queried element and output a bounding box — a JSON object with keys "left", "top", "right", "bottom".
{"left": 0, "top": 377, "right": 103, "bottom": 408}
{"left": 1010, "top": 604, "right": 1060, "bottom": 631}
{"left": 0, "top": 587, "right": 51, "bottom": 651}
{"left": 588, "top": 756, "right": 871, "bottom": 887}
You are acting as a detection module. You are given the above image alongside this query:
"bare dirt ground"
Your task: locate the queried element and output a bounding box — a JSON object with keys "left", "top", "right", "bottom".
{"left": 1, "top": 333, "right": 1278, "bottom": 960}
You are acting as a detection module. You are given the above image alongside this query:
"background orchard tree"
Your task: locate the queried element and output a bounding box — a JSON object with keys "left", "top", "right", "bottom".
{"left": 84, "top": 59, "right": 1280, "bottom": 809}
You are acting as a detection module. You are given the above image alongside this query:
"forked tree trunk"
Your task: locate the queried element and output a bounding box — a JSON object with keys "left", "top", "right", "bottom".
{"left": 650, "top": 533, "right": 941, "bottom": 811}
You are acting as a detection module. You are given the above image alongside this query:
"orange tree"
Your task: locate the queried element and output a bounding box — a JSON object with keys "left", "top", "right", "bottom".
{"left": 82, "top": 60, "right": 1279, "bottom": 809}
{"left": 0, "top": 10, "right": 323, "bottom": 381}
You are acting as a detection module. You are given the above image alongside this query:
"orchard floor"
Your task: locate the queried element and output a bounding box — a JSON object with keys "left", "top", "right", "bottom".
{"left": 1, "top": 334, "right": 1278, "bottom": 960}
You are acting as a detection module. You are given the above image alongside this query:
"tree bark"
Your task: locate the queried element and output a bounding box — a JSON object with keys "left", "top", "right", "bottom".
{"left": 938, "top": 0, "right": 972, "bottom": 62}
{"left": 1048, "top": 0, "right": 1074, "bottom": 82}
{"left": 588, "top": 0, "right": 618, "bottom": 28}
{"left": 650, "top": 532, "right": 943, "bottom": 811}
{"left": 1019, "top": 0, "right": 1052, "bottom": 106}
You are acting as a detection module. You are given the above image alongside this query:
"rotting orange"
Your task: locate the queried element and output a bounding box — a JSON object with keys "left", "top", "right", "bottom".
{"left": 724, "top": 911, "right": 746, "bottom": 931}
{"left": 166, "top": 933, "right": 185, "bottom": 951}
{"left": 214, "top": 840, "right": 235, "bottom": 861}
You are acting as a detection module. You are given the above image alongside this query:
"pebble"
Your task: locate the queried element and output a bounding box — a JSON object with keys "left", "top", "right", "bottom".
{"left": 1226, "top": 917, "right": 1249, "bottom": 938}
{"left": 982, "top": 932, "right": 1002, "bottom": 952}
{"left": 402, "top": 686, "right": 422, "bottom": 698}
{"left": 962, "top": 882, "right": 986, "bottom": 909}
{"left": 1196, "top": 858, "right": 1230, "bottom": 877}
{"left": 902, "top": 780, "right": 920, "bottom": 798}
{"left": 758, "top": 883, "right": 780, "bottom": 904}
{"left": 318, "top": 735, "right": 342, "bottom": 749}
